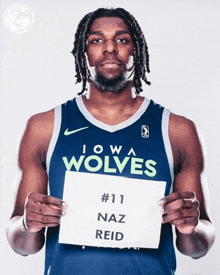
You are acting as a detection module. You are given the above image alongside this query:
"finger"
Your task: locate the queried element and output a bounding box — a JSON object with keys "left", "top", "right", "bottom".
{"left": 25, "top": 220, "right": 60, "bottom": 233}
{"left": 26, "top": 211, "right": 62, "bottom": 225}
{"left": 162, "top": 207, "right": 199, "bottom": 224}
{"left": 170, "top": 217, "right": 199, "bottom": 233}
{"left": 28, "top": 192, "right": 67, "bottom": 209}
{"left": 26, "top": 200, "right": 66, "bottom": 217}
{"left": 158, "top": 191, "right": 196, "bottom": 206}
{"left": 162, "top": 198, "right": 195, "bottom": 215}
{"left": 47, "top": 203, "right": 68, "bottom": 210}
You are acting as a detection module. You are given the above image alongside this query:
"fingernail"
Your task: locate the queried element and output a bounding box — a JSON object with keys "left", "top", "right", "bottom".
{"left": 62, "top": 202, "right": 68, "bottom": 209}
{"left": 160, "top": 207, "right": 165, "bottom": 214}
{"left": 62, "top": 210, "right": 66, "bottom": 216}
{"left": 158, "top": 199, "right": 165, "bottom": 206}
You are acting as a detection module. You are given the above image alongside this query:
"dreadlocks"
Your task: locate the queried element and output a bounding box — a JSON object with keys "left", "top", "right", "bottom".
{"left": 71, "top": 7, "right": 151, "bottom": 95}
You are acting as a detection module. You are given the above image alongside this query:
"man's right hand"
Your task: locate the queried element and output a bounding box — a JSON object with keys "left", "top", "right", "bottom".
{"left": 23, "top": 192, "right": 68, "bottom": 233}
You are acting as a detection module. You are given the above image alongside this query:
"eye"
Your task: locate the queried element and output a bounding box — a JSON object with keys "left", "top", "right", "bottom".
{"left": 116, "top": 37, "right": 129, "bottom": 44}
{"left": 91, "top": 38, "right": 103, "bottom": 44}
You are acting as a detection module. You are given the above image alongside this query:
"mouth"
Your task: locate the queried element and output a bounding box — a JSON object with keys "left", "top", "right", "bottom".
{"left": 98, "top": 59, "right": 123, "bottom": 67}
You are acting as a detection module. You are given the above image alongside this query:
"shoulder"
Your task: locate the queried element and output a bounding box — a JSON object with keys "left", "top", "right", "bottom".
{"left": 169, "top": 113, "right": 198, "bottom": 139}
{"left": 24, "top": 109, "right": 54, "bottom": 146}
{"left": 27, "top": 109, "right": 54, "bottom": 130}
{"left": 19, "top": 109, "right": 55, "bottom": 167}
{"left": 169, "top": 113, "right": 203, "bottom": 173}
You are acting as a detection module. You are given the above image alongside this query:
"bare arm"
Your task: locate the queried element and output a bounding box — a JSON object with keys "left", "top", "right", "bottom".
{"left": 159, "top": 114, "right": 215, "bottom": 259}
{"left": 6, "top": 110, "right": 66, "bottom": 256}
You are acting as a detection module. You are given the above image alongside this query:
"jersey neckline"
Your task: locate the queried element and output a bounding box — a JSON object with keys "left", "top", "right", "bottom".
{"left": 75, "top": 96, "right": 150, "bottom": 133}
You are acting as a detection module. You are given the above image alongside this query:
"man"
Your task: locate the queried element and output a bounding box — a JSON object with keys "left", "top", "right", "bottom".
{"left": 6, "top": 7, "right": 215, "bottom": 275}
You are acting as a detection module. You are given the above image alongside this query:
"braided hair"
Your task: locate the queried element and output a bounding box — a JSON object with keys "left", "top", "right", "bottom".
{"left": 71, "top": 8, "right": 151, "bottom": 95}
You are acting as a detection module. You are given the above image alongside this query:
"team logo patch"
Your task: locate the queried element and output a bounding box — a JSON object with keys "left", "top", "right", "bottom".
{"left": 141, "top": 125, "right": 149, "bottom": 138}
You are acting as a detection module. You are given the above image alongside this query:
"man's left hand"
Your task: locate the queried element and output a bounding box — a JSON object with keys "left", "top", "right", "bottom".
{"left": 159, "top": 191, "right": 200, "bottom": 234}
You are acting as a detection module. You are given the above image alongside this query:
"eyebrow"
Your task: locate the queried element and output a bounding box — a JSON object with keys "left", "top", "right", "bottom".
{"left": 88, "top": 30, "right": 130, "bottom": 36}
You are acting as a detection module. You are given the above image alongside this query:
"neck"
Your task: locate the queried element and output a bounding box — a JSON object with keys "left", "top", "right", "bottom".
{"left": 82, "top": 81, "right": 144, "bottom": 125}
{"left": 88, "top": 80, "right": 134, "bottom": 103}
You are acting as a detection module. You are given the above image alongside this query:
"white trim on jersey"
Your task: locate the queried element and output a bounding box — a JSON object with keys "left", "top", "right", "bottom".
{"left": 46, "top": 105, "right": 62, "bottom": 175}
{"left": 46, "top": 97, "right": 174, "bottom": 190}
{"left": 76, "top": 96, "right": 151, "bottom": 133}
{"left": 162, "top": 109, "right": 174, "bottom": 185}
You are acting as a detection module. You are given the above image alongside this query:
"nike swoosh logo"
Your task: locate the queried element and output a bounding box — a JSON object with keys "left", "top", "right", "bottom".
{"left": 64, "top": 126, "right": 89, "bottom": 136}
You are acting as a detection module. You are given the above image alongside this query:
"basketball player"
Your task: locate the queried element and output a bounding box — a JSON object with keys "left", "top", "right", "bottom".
{"left": 6, "top": 8, "right": 215, "bottom": 275}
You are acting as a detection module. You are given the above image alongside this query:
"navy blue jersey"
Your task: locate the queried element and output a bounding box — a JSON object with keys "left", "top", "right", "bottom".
{"left": 45, "top": 96, "right": 176, "bottom": 274}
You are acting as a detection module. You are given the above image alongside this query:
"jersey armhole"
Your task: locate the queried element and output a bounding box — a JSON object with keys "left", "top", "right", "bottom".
{"left": 46, "top": 105, "right": 62, "bottom": 176}
{"left": 162, "top": 108, "right": 174, "bottom": 191}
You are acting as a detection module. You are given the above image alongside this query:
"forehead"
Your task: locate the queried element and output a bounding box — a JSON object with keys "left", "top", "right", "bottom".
{"left": 89, "top": 17, "right": 130, "bottom": 35}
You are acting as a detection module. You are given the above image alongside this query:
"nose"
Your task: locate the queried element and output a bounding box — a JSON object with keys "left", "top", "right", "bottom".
{"left": 102, "top": 39, "right": 118, "bottom": 55}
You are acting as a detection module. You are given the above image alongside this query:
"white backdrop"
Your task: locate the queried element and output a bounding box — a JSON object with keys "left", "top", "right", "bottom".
{"left": 0, "top": 0, "right": 219, "bottom": 274}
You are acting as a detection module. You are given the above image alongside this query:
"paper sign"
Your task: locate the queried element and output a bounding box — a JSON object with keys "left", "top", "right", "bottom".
{"left": 59, "top": 171, "right": 166, "bottom": 249}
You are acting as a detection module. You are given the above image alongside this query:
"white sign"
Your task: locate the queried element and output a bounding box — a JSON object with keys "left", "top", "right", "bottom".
{"left": 59, "top": 171, "right": 166, "bottom": 249}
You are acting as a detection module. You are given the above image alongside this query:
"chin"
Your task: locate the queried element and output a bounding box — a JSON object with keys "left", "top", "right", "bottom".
{"left": 94, "top": 71, "right": 128, "bottom": 93}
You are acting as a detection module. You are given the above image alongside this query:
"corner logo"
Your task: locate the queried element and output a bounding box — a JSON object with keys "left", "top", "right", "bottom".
{"left": 141, "top": 125, "right": 149, "bottom": 138}
{"left": 3, "top": 4, "right": 34, "bottom": 33}
{"left": 64, "top": 126, "right": 89, "bottom": 136}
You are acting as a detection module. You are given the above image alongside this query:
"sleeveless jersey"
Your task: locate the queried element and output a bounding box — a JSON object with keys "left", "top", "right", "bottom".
{"left": 45, "top": 96, "right": 176, "bottom": 275}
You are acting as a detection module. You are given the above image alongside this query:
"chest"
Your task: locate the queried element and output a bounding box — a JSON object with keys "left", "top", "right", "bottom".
{"left": 48, "top": 98, "right": 173, "bottom": 198}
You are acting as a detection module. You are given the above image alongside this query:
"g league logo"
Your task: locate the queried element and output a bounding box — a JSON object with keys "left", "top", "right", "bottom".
{"left": 141, "top": 125, "right": 149, "bottom": 138}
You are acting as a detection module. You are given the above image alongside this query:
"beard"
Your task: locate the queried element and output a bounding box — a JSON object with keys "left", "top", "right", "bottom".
{"left": 93, "top": 70, "right": 128, "bottom": 93}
